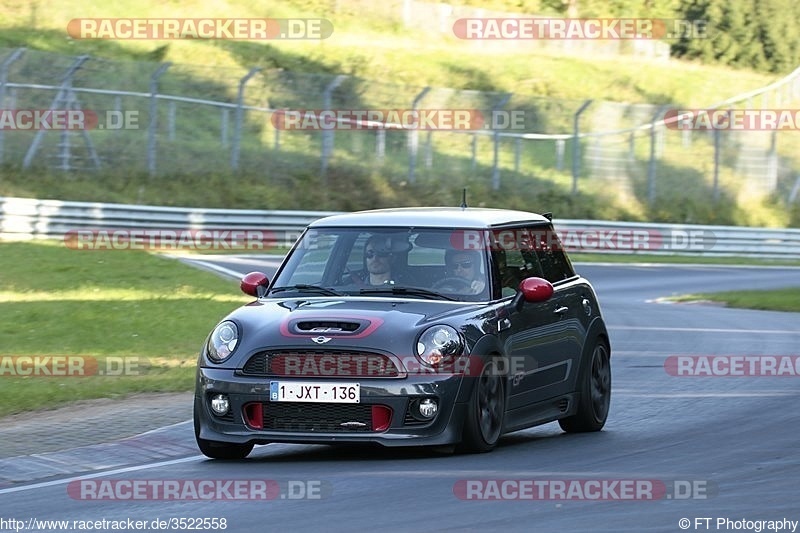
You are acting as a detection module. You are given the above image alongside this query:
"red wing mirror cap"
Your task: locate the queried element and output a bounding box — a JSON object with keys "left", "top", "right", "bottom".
{"left": 241, "top": 271, "right": 270, "bottom": 297}
{"left": 519, "top": 277, "right": 554, "bottom": 303}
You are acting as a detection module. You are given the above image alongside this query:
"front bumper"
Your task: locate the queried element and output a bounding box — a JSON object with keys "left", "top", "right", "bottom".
{"left": 194, "top": 367, "right": 470, "bottom": 447}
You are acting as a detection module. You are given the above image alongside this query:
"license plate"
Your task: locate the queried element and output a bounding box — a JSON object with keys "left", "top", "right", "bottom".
{"left": 269, "top": 381, "right": 360, "bottom": 403}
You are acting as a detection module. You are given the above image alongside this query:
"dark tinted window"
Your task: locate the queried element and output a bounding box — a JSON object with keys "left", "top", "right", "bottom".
{"left": 533, "top": 224, "right": 575, "bottom": 283}
{"left": 491, "top": 240, "right": 542, "bottom": 297}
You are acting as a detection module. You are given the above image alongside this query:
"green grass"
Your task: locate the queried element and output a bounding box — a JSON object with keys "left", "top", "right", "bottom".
{"left": 0, "top": 0, "right": 778, "bottom": 102}
{"left": 670, "top": 288, "right": 800, "bottom": 312}
{"left": 0, "top": 0, "right": 798, "bottom": 227}
{"left": 0, "top": 240, "right": 249, "bottom": 416}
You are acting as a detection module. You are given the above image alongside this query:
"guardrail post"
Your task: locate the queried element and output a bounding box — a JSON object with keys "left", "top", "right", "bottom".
{"left": 767, "top": 130, "right": 778, "bottom": 191}
{"left": 231, "top": 67, "right": 261, "bottom": 171}
{"left": 788, "top": 175, "right": 800, "bottom": 203}
{"left": 167, "top": 101, "right": 176, "bottom": 141}
{"left": 648, "top": 105, "right": 668, "bottom": 204}
{"left": 571, "top": 100, "right": 592, "bottom": 195}
{"left": 113, "top": 95, "right": 121, "bottom": 137}
{"left": 268, "top": 102, "right": 280, "bottom": 151}
{"left": 221, "top": 108, "right": 229, "bottom": 147}
{"left": 491, "top": 93, "right": 512, "bottom": 190}
{"left": 147, "top": 62, "right": 171, "bottom": 177}
{"left": 555, "top": 139, "right": 565, "bottom": 171}
{"left": 408, "top": 87, "right": 430, "bottom": 184}
{"left": 321, "top": 75, "right": 348, "bottom": 183}
{"left": 375, "top": 129, "right": 385, "bottom": 164}
{"left": 471, "top": 134, "right": 477, "bottom": 170}
{"left": 627, "top": 133, "right": 635, "bottom": 161}
{"left": 712, "top": 123, "right": 721, "bottom": 202}
{"left": 425, "top": 130, "right": 433, "bottom": 169}
{"left": 0, "top": 48, "right": 25, "bottom": 164}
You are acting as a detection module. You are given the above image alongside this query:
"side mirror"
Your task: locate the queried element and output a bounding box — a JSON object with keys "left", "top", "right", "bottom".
{"left": 241, "top": 271, "right": 270, "bottom": 297}
{"left": 510, "top": 277, "right": 554, "bottom": 312}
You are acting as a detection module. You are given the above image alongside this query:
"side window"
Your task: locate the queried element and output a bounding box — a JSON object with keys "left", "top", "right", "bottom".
{"left": 281, "top": 230, "right": 339, "bottom": 285}
{"left": 533, "top": 224, "right": 576, "bottom": 283}
{"left": 346, "top": 233, "right": 371, "bottom": 272}
{"left": 493, "top": 248, "right": 541, "bottom": 297}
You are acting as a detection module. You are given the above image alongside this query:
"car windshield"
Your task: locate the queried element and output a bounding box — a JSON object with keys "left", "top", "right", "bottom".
{"left": 270, "top": 228, "right": 491, "bottom": 302}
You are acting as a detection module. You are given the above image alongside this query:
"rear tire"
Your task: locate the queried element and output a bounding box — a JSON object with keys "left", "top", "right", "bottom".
{"left": 458, "top": 358, "right": 506, "bottom": 453}
{"left": 194, "top": 405, "right": 254, "bottom": 460}
{"left": 559, "top": 339, "right": 611, "bottom": 433}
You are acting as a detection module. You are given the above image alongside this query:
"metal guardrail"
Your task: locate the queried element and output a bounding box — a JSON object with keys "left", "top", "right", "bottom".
{"left": 1, "top": 196, "right": 800, "bottom": 259}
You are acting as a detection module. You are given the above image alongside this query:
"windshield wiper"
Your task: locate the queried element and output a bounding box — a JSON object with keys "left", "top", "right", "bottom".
{"left": 358, "top": 286, "right": 456, "bottom": 301}
{"left": 269, "top": 284, "right": 345, "bottom": 296}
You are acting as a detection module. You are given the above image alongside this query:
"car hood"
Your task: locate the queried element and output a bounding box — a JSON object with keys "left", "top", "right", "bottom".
{"left": 223, "top": 296, "right": 494, "bottom": 356}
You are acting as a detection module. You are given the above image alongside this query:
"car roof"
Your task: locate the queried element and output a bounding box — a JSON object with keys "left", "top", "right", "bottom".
{"left": 309, "top": 207, "right": 550, "bottom": 229}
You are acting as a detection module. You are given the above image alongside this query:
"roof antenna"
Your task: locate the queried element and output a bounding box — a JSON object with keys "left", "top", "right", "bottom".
{"left": 460, "top": 188, "right": 468, "bottom": 209}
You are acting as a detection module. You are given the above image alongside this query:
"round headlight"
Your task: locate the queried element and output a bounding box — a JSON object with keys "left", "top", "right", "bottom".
{"left": 415, "top": 325, "right": 464, "bottom": 366}
{"left": 206, "top": 321, "right": 239, "bottom": 363}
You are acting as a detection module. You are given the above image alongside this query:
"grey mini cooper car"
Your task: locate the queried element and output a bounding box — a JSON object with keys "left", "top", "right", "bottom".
{"left": 194, "top": 207, "right": 611, "bottom": 458}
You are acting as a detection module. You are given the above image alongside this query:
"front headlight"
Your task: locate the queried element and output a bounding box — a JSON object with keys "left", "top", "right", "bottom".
{"left": 206, "top": 321, "right": 239, "bottom": 363}
{"left": 415, "top": 325, "right": 464, "bottom": 366}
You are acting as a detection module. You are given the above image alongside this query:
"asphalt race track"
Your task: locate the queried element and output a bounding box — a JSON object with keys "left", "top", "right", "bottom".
{"left": 2, "top": 258, "right": 799, "bottom": 533}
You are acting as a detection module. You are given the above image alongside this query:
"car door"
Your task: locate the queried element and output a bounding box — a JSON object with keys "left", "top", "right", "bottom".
{"left": 499, "top": 224, "right": 583, "bottom": 411}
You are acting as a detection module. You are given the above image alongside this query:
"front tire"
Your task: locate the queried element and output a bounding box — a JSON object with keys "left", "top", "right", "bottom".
{"left": 194, "top": 405, "right": 254, "bottom": 460}
{"left": 559, "top": 339, "right": 611, "bottom": 433}
{"left": 458, "top": 358, "right": 506, "bottom": 453}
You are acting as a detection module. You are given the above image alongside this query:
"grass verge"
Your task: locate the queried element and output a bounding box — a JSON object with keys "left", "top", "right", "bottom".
{"left": 669, "top": 288, "right": 800, "bottom": 313}
{"left": 0, "top": 240, "right": 248, "bottom": 417}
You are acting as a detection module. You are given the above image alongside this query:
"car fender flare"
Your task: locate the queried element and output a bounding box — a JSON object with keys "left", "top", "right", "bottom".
{"left": 455, "top": 334, "right": 506, "bottom": 404}
{"left": 571, "top": 316, "right": 611, "bottom": 389}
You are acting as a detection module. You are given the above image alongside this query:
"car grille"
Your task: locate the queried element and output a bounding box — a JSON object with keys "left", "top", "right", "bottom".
{"left": 403, "top": 410, "right": 428, "bottom": 426}
{"left": 241, "top": 350, "right": 400, "bottom": 378}
{"left": 261, "top": 402, "right": 373, "bottom": 432}
{"left": 215, "top": 410, "right": 235, "bottom": 422}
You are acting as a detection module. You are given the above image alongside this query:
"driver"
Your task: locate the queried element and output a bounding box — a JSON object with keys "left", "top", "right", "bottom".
{"left": 444, "top": 249, "right": 486, "bottom": 294}
{"left": 362, "top": 234, "right": 395, "bottom": 285}
{"left": 348, "top": 234, "right": 406, "bottom": 286}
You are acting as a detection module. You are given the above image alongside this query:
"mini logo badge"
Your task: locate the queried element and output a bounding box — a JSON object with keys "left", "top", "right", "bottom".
{"left": 311, "top": 336, "right": 332, "bottom": 344}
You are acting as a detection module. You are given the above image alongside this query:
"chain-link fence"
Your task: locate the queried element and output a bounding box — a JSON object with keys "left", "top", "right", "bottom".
{"left": 1, "top": 46, "right": 799, "bottom": 209}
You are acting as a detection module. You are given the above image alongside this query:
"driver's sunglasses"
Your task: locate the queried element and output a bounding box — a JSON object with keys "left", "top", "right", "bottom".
{"left": 365, "top": 249, "right": 391, "bottom": 259}
{"left": 451, "top": 260, "right": 473, "bottom": 270}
